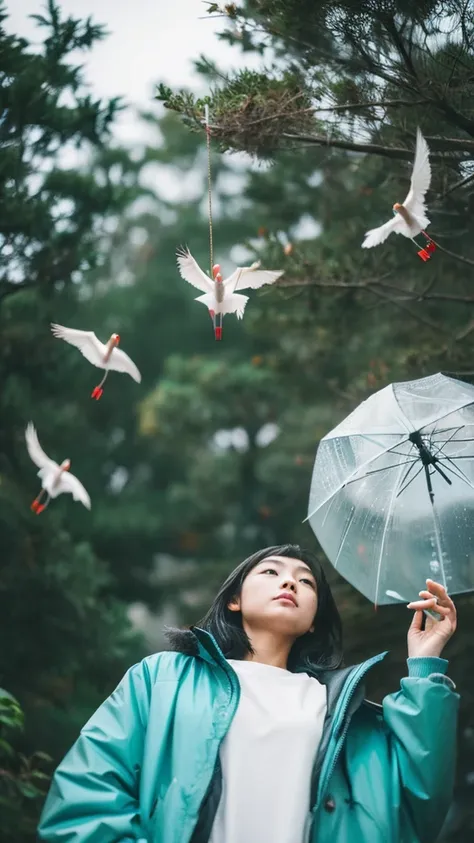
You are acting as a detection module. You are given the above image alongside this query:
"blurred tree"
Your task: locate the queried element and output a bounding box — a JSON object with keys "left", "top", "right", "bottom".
{"left": 3, "top": 0, "right": 474, "bottom": 840}
{"left": 0, "top": 690, "right": 50, "bottom": 842}
{"left": 0, "top": 0, "right": 146, "bottom": 787}
{"left": 155, "top": 2, "right": 474, "bottom": 839}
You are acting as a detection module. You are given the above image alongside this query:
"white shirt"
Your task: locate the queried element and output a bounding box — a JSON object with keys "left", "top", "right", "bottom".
{"left": 208, "top": 658, "right": 327, "bottom": 843}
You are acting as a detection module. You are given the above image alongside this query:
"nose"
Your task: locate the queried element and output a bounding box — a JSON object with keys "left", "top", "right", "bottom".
{"left": 280, "top": 577, "right": 297, "bottom": 592}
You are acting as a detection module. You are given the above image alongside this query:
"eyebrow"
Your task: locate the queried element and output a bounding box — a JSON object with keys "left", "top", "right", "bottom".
{"left": 258, "top": 558, "right": 316, "bottom": 579}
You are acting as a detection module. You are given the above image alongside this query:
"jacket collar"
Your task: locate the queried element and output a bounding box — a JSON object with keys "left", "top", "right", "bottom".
{"left": 190, "top": 625, "right": 388, "bottom": 687}
{"left": 191, "top": 626, "right": 228, "bottom": 667}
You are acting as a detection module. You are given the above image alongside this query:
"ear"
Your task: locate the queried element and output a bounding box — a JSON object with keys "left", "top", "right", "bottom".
{"left": 227, "top": 596, "right": 241, "bottom": 612}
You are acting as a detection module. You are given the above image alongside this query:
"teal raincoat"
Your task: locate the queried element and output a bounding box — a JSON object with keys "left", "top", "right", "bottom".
{"left": 38, "top": 627, "right": 459, "bottom": 843}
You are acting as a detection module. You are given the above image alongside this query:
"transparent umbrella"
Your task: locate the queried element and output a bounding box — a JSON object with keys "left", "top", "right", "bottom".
{"left": 307, "top": 373, "right": 474, "bottom": 606}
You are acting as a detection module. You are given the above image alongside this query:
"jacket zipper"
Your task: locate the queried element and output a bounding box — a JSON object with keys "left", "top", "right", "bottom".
{"left": 315, "top": 657, "right": 382, "bottom": 808}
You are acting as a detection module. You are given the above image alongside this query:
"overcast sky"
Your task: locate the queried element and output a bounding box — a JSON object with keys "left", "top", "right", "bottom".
{"left": 5, "top": 1, "right": 318, "bottom": 247}
{"left": 5, "top": 0, "right": 263, "bottom": 144}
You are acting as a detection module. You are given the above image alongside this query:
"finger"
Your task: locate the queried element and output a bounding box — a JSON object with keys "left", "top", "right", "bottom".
{"left": 407, "top": 598, "right": 450, "bottom": 614}
{"left": 425, "top": 579, "right": 448, "bottom": 599}
{"left": 409, "top": 609, "right": 423, "bottom": 631}
{"left": 425, "top": 582, "right": 457, "bottom": 615}
{"left": 418, "top": 590, "right": 445, "bottom": 603}
{"left": 408, "top": 596, "right": 438, "bottom": 609}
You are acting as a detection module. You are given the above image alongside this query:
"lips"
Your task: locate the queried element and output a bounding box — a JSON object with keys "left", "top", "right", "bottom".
{"left": 274, "top": 593, "right": 298, "bottom": 607}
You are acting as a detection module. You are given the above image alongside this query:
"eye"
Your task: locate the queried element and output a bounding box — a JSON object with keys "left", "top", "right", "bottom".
{"left": 301, "top": 577, "right": 316, "bottom": 588}
{"left": 262, "top": 567, "right": 277, "bottom": 575}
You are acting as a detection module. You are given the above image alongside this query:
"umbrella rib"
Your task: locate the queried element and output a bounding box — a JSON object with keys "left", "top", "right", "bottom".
{"left": 397, "top": 462, "right": 424, "bottom": 497}
{"left": 430, "top": 424, "right": 465, "bottom": 437}
{"left": 437, "top": 455, "right": 474, "bottom": 490}
{"left": 430, "top": 501, "right": 448, "bottom": 591}
{"left": 305, "top": 438, "right": 406, "bottom": 521}
{"left": 373, "top": 461, "right": 408, "bottom": 607}
{"left": 332, "top": 507, "right": 356, "bottom": 570}
{"left": 441, "top": 453, "right": 474, "bottom": 457}
{"left": 429, "top": 425, "right": 463, "bottom": 449}
{"left": 389, "top": 383, "right": 415, "bottom": 433}
{"left": 343, "top": 458, "right": 417, "bottom": 485}
{"left": 431, "top": 437, "right": 474, "bottom": 487}
{"left": 435, "top": 438, "right": 474, "bottom": 445}
{"left": 417, "top": 400, "right": 474, "bottom": 435}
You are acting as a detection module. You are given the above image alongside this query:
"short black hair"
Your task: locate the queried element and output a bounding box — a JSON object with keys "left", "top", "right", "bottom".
{"left": 194, "top": 544, "right": 343, "bottom": 671}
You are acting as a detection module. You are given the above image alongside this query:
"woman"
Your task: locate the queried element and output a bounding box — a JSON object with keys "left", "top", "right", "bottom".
{"left": 38, "top": 543, "right": 459, "bottom": 843}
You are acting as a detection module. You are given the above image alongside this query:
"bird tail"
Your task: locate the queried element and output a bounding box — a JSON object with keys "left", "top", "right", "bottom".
{"left": 195, "top": 294, "right": 214, "bottom": 309}
{"left": 195, "top": 293, "right": 249, "bottom": 319}
{"left": 225, "top": 293, "right": 249, "bottom": 319}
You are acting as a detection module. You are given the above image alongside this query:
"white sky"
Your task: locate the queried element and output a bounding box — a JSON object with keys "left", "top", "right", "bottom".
{"left": 5, "top": 1, "right": 318, "bottom": 246}
{"left": 5, "top": 0, "right": 263, "bottom": 145}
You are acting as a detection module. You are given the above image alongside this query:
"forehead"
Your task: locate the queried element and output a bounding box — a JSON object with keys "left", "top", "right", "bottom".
{"left": 257, "top": 555, "right": 315, "bottom": 575}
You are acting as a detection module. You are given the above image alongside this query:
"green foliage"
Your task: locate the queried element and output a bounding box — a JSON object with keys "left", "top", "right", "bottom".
{"left": 0, "top": 0, "right": 146, "bottom": 820}
{"left": 161, "top": 2, "right": 474, "bottom": 839}
{"left": 3, "top": 1, "right": 474, "bottom": 840}
{"left": 0, "top": 0, "right": 125, "bottom": 305}
{"left": 0, "top": 691, "right": 51, "bottom": 842}
{"left": 157, "top": 70, "right": 313, "bottom": 156}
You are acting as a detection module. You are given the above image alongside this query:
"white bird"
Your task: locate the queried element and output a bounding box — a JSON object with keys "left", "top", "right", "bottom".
{"left": 51, "top": 324, "right": 141, "bottom": 400}
{"left": 25, "top": 422, "right": 91, "bottom": 514}
{"left": 176, "top": 248, "right": 284, "bottom": 340}
{"left": 361, "top": 129, "right": 436, "bottom": 260}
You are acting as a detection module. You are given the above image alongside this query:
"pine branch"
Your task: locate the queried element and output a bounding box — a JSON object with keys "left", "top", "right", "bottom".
{"left": 455, "top": 319, "right": 474, "bottom": 342}
{"left": 364, "top": 285, "right": 450, "bottom": 334}
{"left": 313, "top": 99, "right": 429, "bottom": 113}
{"left": 428, "top": 238, "right": 474, "bottom": 268}
{"left": 280, "top": 132, "right": 474, "bottom": 160}
{"left": 278, "top": 276, "right": 474, "bottom": 304}
{"left": 440, "top": 171, "right": 474, "bottom": 198}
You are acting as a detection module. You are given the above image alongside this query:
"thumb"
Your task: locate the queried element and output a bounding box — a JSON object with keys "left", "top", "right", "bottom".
{"left": 408, "top": 609, "right": 423, "bottom": 633}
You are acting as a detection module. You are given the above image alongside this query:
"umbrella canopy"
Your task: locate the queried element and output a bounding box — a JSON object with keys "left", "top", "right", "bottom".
{"left": 307, "top": 373, "right": 474, "bottom": 606}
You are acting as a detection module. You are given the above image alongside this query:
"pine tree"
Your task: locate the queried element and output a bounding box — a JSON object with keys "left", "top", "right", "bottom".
{"left": 157, "top": 5, "right": 474, "bottom": 839}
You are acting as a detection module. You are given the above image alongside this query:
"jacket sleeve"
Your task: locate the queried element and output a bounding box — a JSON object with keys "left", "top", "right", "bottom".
{"left": 382, "top": 656, "right": 459, "bottom": 843}
{"left": 38, "top": 659, "right": 152, "bottom": 842}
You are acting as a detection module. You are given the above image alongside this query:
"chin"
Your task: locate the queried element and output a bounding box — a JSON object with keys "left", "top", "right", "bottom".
{"left": 265, "top": 610, "right": 308, "bottom": 635}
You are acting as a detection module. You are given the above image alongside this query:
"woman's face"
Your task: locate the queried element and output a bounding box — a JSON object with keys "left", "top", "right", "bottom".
{"left": 229, "top": 555, "right": 318, "bottom": 638}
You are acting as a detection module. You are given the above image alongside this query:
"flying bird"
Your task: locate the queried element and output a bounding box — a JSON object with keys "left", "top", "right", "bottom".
{"left": 25, "top": 422, "right": 91, "bottom": 514}
{"left": 51, "top": 324, "right": 141, "bottom": 399}
{"left": 361, "top": 129, "right": 436, "bottom": 261}
{"left": 176, "top": 248, "right": 284, "bottom": 340}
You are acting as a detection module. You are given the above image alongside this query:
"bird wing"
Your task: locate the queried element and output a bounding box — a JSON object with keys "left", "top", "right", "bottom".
{"left": 176, "top": 249, "right": 214, "bottom": 293}
{"left": 58, "top": 471, "right": 91, "bottom": 509}
{"left": 51, "top": 324, "right": 106, "bottom": 368}
{"left": 108, "top": 348, "right": 142, "bottom": 383}
{"left": 25, "top": 423, "right": 57, "bottom": 472}
{"left": 361, "top": 216, "right": 403, "bottom": 248}
{"left": 224, "top": 265, "right": 284, "bottom": 292}
{"left": 403, "top": 129, "right": 431, "bottom": 224}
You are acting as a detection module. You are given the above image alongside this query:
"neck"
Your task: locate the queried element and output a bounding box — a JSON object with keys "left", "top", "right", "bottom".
{"left": 242, "top": 625, "right": 294, "bottom": 670}
{"left": 395, "top": 204, "right": 412, "bottom": 225}
{"left": 104, "top": 339, "right": 114, "bottom": 361}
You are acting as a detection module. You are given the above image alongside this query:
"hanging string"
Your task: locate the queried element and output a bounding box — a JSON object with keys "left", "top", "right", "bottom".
{"left": 204, "top": 104, "right": 214, "bottom": 277}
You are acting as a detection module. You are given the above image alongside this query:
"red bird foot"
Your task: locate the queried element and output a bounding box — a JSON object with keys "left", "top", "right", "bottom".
{"left": 31, "top": 499, "right": 45, "bottom": 514}
{"left": 91, "top": 386, "right": 103, "bottom": 400}
{"left": 209, "top": 309, "right": 215, "bottom": 321}
{"left": 417, "top": 248, "right": 431, "bottom": 262}
{"left": 214, "top": 327, "right": 222, "bottom": 341}
{"left": 425, "top": 240, "right": 436, "bottom": 254}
